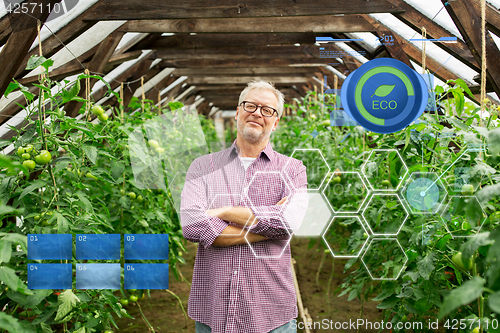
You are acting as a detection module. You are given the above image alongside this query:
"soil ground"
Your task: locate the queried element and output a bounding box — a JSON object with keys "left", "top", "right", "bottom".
{"left": 114, "top": 238, "right": 389, "bottom": 333}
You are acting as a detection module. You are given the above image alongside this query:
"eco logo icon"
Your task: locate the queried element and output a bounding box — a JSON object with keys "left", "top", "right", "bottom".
{"left": 341, "top": 58, "right": 428, "bottom": 134}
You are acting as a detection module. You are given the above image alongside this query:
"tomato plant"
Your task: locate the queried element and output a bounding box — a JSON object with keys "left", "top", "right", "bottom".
{"left": 0, "top": 55, "right": 211, "bottom": 332}
{"left": 272, "top": 82, "right": 500, "bottom": 331}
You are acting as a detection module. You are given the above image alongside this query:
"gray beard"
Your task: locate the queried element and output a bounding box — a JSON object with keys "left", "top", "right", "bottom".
{"left": 237, "top": 121, "right": 272, "bottom": 144}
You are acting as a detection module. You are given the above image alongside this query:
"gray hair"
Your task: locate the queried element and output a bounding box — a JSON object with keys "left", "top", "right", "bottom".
{"left": 238, "top": 81, "right": 285, "bottom": 118}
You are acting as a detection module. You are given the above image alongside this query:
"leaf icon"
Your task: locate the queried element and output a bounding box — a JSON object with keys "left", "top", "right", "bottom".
{"left": 371, "top": 84, "right": 396, "bottom": 98}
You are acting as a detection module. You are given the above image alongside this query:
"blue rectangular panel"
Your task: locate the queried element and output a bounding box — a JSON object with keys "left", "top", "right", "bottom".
{"left": 75, "top": 234, "right": 120, "bottom": 260}
{"left": 124, "top": 264, "right": 168, "bottom": 290}
{"left": 28, "top": 234, "right": 72, "bottom": 260}
{"left": 28, "top": 264, "right": 72, "bottom": 289}
{"left": 124, "top": 234, "right": 169, "bottom": 260}
{"left": 76, "top": 264, "right": 121, "bottom": 289}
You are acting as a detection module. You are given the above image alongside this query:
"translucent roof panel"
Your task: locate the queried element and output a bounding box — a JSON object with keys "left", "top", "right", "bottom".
{"left": 402, "top": 0, "right": 461, "bottom": 38}
{"left": 371, "top": 13, "right": 478, "bottom": 84}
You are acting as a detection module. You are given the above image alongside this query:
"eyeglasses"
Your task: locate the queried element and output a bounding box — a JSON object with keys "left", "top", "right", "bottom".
{"left": 240, "top": 101, "right": 278, "bottom": 118}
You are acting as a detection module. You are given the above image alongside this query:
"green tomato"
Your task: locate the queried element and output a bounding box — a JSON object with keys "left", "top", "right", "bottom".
{"left": 34, "top": 150, "right": 51, "bottom": 165}
{"left": 472, "top": 327, "right": 480, "bottom": 333}
{"left": 24, "top": 145, "right": 33, "bottom": 153}
{"left": 452, "top": 252, "right": 474, "bottom": 271}
{"left": 85, "top": 172, "right": 98, "bottom": 180}
{"left": 381, "top": 180, "right": 391, "bottom": 187}
{"left": 120, "top": 298, "right": 129, "bottom": 306}
{"left": 98, "top": 113, "right": 108, "bottom": 122}
{"left": 129, "top": 289, "right": 137, "bottom": 293}
{"left": 462, "top": 222, "right": 471, "bottom": 230}
{"left": 129, "top": 295, "right": 138, "bottom": 302}
{"left": 17, "top": 147, "right": 25, "bottom": 156}
{"left": 41, "top": 220, "right": 50, "bottom": 226}
{"left": 320, "top": 119, "right": 330, "bottom": 126}
{"left": 331, "top": 176, "right": 341, "bottom": 184}
{"left": 461, "top": 184, "right": 474, "bottom": 196}
{"left": 21, "top": 153, "right": 31, "bottom": 160}
{"left": 155, "top": 147, "right": 165, "bottom": 154}
{"left": 127, "top": 192, "right": 136, "bottom": 200}
{"left": 103, "top": 331, "right": 114, "bottom": 333}
{"left": 23, "top": 160, "right": 36, "bottom": 170}
{"left": 91, "top": 105, "right": 105, "bottom": 116}
{"left": 34, "top": 215, "right": 40, "bottom": 221}
{"left": 136, "top": 195, "right": 143, "bottom": 202}
{"left": 148, "top": 139, "right": 160, "bottom": 148}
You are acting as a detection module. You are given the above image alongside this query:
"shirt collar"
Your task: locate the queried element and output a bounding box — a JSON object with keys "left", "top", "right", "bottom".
{"left": 229, "top": 140, "right": 274, "bottom": 161}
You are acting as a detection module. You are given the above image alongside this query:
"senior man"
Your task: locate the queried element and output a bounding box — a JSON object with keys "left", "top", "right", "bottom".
{"left": 181, "top": 81, "right": 307, "bottom": 333}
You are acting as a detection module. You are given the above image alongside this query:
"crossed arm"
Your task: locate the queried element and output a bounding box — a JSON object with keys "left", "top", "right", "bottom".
{"left": 208, "top": 197, "right": 288, "bottom": 247}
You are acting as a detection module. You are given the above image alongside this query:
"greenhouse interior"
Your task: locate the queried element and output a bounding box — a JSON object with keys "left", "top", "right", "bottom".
{"left": 1, "top": 0, "right": 500, "bottom": 332}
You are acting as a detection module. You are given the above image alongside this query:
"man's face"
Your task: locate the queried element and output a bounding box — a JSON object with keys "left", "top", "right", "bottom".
{"left": 235, "top": 89, "right": 280, "bottom": 144}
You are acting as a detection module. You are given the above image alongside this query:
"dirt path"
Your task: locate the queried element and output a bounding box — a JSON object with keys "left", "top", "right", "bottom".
{"left": 115, "top": 238, "right": 387, "bottom": 332}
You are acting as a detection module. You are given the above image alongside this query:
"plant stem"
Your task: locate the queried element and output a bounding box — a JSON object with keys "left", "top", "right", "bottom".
{"left": 136, "top": 301, "right": 155, "bottom": 332}
{"left": 357, "top": 300, "right": 364, "bottom": 333}
{"left": 316, "top": 250, "right": 326, "bottom": 285}
{"left": 165, "top": 289, "right": 189, "bottom": 328}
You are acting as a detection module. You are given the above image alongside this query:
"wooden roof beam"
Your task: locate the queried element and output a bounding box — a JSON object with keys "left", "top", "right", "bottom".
{"left": 388, "top": 0, "right": 479, "bottom": 70}
{"left": 14, "top": 1, "right": 102, "bottom": 79}
{"left": 362, "top": 14, "right": 413, "bottom": 67}
{"left": 119, "top": 15, "right": 374, "bottom": 34}
{"left": 443, "top": 0, "right": 500, "bottom": 98}
{"left": 86, "top": 0, "right": 403, "bottom": 21}
{"left": 159, "top": 58, "right": 341, "bottom": 68}
{"left": 172, "top": 67, "right": 323, "bottom": 76}
{"left": 0, "top": 0, "right": 63, "bottom": 97}
{"left": 186, "top": 76, "right": 312, "bottom": 85}
{"left": 138, "top": 33, "right": 323, "bottom": 50}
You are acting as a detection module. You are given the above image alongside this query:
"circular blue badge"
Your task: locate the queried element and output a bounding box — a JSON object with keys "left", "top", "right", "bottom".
{"left": 340, "top": 58, "right": 428, "bottom": 134}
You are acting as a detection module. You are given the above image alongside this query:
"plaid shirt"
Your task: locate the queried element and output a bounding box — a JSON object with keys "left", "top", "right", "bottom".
{"left": 180, "top": 141, "right": 307, "bottom": 333}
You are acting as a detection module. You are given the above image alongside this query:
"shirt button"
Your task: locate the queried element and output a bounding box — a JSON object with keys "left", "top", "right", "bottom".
{"left": 233, "top": 271, "right": 238, "bottom": 275}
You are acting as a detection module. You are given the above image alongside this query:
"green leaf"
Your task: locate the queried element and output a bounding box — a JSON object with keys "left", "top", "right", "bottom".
{"left": 82, "top": 145, "right": 98, "bottom": 165}
{"left": 460, "top": 232, "right": 493, "bottom": 260}
{"left": 54, "top": 290, "right": 80, "bottom": 322}
{"left": 61, "top": 80, "right": 81, "bottom": 104}
{"left": 0, "top": 239, "right": 12, "bottom": 264}
{"left": 26, "top": 55, "right": 49, "bottom": 70}
{"left": 488, "top": 291, "right": 500, "bottom": 313}
{"left": 438, "top": 276, "right": 485, "bottom": 318}
{"left": 4, "top": 82, "right": 19, "bottom": 98}
{"left": 0, "top": 233, "right": 27, "bottom": 252}
{"left": 25, "top": 289, "right": 53, "bottom": 309}
{"left": 0, "top": 311, "right": 24, "bottom": 333}
{"left": 417, "top": 252, "right": 436, "bottom": 280}
{"left": 371, "top": 84, "right": 395, "bottom": 98}
{"left": 0, "top": 267, "right": 32, "bottom": 295}
{"left": 19, "top": 180, "right": 46, "bottom": 200}
{"left": 455, "top": 78, "right": 475, "bottom": 99}
{"left": 372, "top": 284, "right": 395, "bottom": 301}
{"left": 55, "top": 212, "right": 70, "bottom": 234}
{"left": 40, "top": 322, "right": 54, "bottom": 333}
{"left": 75, "top": 191, "right": 92, "bottom": 212}
{"left": 377, "top": 295, "right": 398, "bottom": 309}
{"left": 449, "top": 117, "right": 468, "bottom": 131}
{"left": 73, "top": 327, "right": 85, "bottom": 333}
{"left": 0, "top": 205, "right": 18, "bottom": 216}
